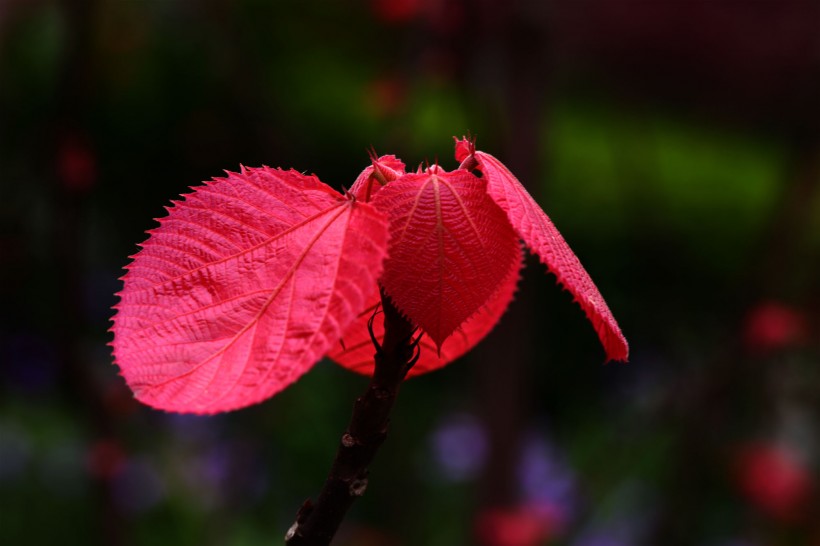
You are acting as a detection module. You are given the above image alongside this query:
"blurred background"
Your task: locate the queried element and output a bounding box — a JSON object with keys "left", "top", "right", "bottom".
{"left": 2, "top": 0, "right": 820, "bottom": 545}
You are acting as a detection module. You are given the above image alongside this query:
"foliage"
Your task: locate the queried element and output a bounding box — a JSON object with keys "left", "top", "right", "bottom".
{"left": 111, "top": 141, "right": 626, "bottom": 413}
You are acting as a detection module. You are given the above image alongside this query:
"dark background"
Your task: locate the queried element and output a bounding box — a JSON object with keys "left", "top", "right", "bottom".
{"left": 2, "top": 1, "right": 819, "bottom": 545}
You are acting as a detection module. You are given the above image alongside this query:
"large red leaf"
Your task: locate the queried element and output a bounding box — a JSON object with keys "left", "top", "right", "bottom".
{"left": 456, "top": 140, "right": 629, "bottom": 362}
{"left": 111, "top": 167, "right": 389, "bottom": 413}
{"left": 329, "top": 247, "right": 522, "bottom": 376}
{"left": 373, "top": 168, "right": 521, "bottom": 348}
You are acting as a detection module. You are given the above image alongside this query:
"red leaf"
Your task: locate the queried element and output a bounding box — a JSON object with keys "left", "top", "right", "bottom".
{"left": 373, "top": 168, "right": 521, "bottom": 348}
{"left": 458, "top": 141, "right": 629, "bottom": 362}
{"left": 111, "top": 167, "right": 389, "bottom": 413}
{"left": 349, "top": 154, "right": 406, "bottom": 202}
{"left": 329, "top": 247, "right": 522, "bottom": 376}
{"left": 454, "top": 135, "right": 475, "bottom": 163}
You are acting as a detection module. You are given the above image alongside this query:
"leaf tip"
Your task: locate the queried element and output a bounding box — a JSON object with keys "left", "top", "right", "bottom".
{"left": 370, "top": 154, "right": 403, "bottom": 186}
{"left": 606, "top": 336, "right": 630, "bottom": 363}
{"left": 366, "top": 145, "right": 379, "bottom": 163}
{"left": 453, "top": 134, "right": 477, "bottom": 163}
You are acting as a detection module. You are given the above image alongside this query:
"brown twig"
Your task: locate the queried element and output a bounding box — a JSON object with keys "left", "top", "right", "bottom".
{"left": 285, "top": 287, "right": 419, "bottom": 546}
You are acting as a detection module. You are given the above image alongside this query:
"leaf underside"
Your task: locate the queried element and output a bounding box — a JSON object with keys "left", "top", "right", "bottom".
{"left": 329, "top": 247, "right": 522, "bottom": 376}
{"left": 373, "top": 169, "right": 521, "bottom": 348}
{"left": 111, "top": 167, "right": 389, "bottom": 413}
{"left": 470, "top": 148, "right": 629, "bottom": 361}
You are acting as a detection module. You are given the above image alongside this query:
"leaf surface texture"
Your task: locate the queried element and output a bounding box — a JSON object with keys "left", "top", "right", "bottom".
{"left": 373, "top": 169, "right": 520, "bottom": 348}
{"left": 111, "top": 168, "right": 389, "bottom": 413}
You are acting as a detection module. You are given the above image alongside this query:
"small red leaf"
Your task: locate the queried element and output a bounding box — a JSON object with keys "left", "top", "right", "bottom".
{"left": 350, "top": 154, "right": 406, "bottom": 202}
{"left": 329, "top": 247, "right": 522, "bottom": 376}
{"left": 454, "top": 135, "right": 475, "bottom": 163}
{"left": 458, "top": 142, "right": 629, "bottom": 362}
{"left": 372, "top": 168, "right": 520, "bottom": 348}
{"left": 111, "top": 168, "right": 389, "bottom": 413}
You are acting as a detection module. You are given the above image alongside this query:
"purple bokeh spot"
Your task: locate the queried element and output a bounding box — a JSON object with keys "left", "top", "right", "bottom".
{"left": 429, "top": 412, "right": 487, "bottom": 482}
{"left": 203, "top": 443, "right": 232, "bottom": 487}
{"left": 163, "top": 412, "right": 224, "bottom": 444}
{"left": 518, "top": 433, "right": 579, "bottom": 528}
{"left": 179, "top": 438, "right": 268, "bottom": 510}
{"left": 112, "top": 457, "right": 166, "bottom": 514}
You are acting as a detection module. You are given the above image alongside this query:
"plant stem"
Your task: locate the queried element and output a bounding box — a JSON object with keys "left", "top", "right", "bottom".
{"left": 285, "top": 288, "right": 417, "bottom": 546}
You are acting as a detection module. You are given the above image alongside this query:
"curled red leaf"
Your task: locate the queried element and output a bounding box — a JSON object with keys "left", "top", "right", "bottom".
{"left": 456, "top": 140, "right": 629, "bottom": 362}
{"left": 111, "top": 168, "right": 389, "bottom": 413}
